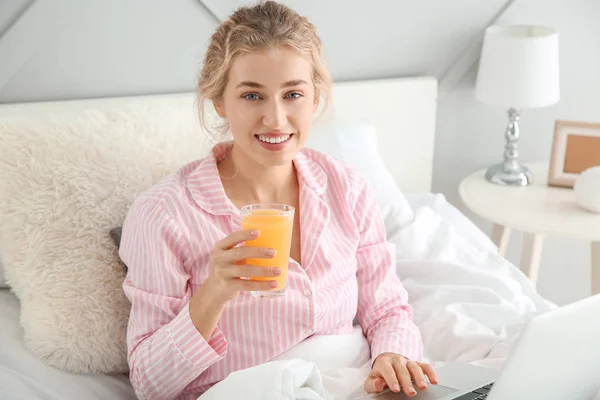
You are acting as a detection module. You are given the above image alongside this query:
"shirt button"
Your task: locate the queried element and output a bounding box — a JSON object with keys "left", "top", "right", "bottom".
{"left": 304, "top": 289, "right": 312, "bottom": 297}
{"left": 305, "top": 328, "right": 312, "bottom": 334}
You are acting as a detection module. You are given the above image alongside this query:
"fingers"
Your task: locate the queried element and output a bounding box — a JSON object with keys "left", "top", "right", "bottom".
{"left": 208, "top": 230, "right": 283, "bottom": 297}
{"left": 392, "top": 358, "right": 416, "bottom": 397}
{"left": 224, "top": 264, "right": 282, "bottom": 278}
{"left": 379, "top": 359, "right": 402, "bottom": 394}
{"left": 363, "top": 376, "right": 386, "bottom": 394}
{"left": 234, "top": 278, "right": 278, "bottom": 292}
{"left": 222, "top": 245, "right": 277, "bottom": 265}
{"left": 407, "top": 361, "right": 427, "bottom": 391}
{"left": 418, "top": 362, "right": 439, "bottom": 385}
{"left": 365, "top": 356, "right": 440, "bottom": 398}
{"left": 215, "top": 229, "right": 260, "bottom": 251}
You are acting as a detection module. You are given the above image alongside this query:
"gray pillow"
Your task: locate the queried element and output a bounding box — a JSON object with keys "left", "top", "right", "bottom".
{"left": 109, "top": 227, "right": 122, "bottom": 248}
{"left": 0, "top": 257, "right": 7, "bottom": 288}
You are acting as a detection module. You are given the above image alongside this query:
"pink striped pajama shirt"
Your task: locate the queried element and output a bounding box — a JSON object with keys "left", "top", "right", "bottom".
{"left": 119, "top": 142, "right": 423, "bottom": 400}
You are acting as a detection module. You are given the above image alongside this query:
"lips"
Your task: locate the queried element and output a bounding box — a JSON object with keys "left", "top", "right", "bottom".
{"left": 255, "top": 133, "right": 293, "bottom": 144}
{"left": 254, "top": 132, "right": 294, "bottom": 151}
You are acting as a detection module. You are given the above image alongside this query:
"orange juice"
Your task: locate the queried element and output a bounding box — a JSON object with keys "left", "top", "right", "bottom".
{"left": 240, "top": 204, "right": 294, "bottom": 297}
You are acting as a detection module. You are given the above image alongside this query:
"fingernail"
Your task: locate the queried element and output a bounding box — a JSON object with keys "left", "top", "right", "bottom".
{"left": 392, "top": 383, "right": 400, "bottom": 392}
{"left": 265, "top": 248, "right": 276, "bottom": 256}
{"left": 250, "top": 230, "right": 260, "bottom": 236}
{"left": 269, "top": 281, "right": 278, "bottom": 288}
{"left": 420, "top": 380, "right": 427, "bottom": 388}
{"left": 409, "top": 387, "right": 417, "bottom": 395}
{"left": 272, "top": 267, "right": 282, "bottom": 275}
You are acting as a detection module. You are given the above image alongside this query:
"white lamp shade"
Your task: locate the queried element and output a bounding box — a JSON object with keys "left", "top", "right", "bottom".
{"left": 476, "top": 25, "right": 560, "bottom": 109}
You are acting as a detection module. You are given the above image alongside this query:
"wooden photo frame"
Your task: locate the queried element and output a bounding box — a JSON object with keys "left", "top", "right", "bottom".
{"left": 548, "top": 120, "right": 600, "bottom": 188}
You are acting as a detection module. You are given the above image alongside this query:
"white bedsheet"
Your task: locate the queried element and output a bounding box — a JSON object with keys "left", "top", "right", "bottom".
{"left": 0, "top": 290, "right": 137, "bottom": 400}
{"left": 199, "top": 326, "right": 371, "bottom": 400}
{"left": 0, "top": 200, "right": 556, "bottom": 400}
{"left": 394, "top": 206, "right": 556, "bottom": 369}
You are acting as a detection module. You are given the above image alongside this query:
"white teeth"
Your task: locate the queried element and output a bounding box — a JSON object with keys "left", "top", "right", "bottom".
{"left": 258, "top": 134, "right": 291, "bottom": 144}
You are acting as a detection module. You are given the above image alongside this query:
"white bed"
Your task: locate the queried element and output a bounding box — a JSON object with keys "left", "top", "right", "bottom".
{"left": 0, "top": 76, "right": 554, "bottom": 400}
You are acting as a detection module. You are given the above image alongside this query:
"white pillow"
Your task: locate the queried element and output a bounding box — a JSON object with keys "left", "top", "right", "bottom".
{"left": 306, "top": 119, "right": 414, "bottom": 238}
{"left": 306, "top": 121, "right": 498, "bottom": 264}
{"left": 0, "top": 104, "right": 206, "bottom": 374}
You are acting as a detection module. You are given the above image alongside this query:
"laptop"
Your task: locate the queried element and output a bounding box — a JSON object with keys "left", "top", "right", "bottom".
{"left": 369, "top": 293, "right": 600, "bottom": 400}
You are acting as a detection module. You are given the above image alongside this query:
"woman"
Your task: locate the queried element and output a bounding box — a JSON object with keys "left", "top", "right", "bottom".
{"left": 119, "top": 2, "right": 438, "bottom": 399}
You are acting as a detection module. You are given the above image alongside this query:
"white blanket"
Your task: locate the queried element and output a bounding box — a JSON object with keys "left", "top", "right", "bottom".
{"left": 199, "top": 206, "right": 556, "bottom": 400}
{"left": 200, "top": 327, "right": 371, "bottom": 400}
{"left": 392, "top": 207, "right": 555, "bottom": 370}
{"left": 198, "top": 359, "right": 329, "bottom": 400}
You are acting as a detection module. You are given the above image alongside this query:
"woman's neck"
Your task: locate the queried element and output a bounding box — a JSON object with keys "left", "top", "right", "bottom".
{"left": 218, "top": 143, "right": 298, "bottom": 205}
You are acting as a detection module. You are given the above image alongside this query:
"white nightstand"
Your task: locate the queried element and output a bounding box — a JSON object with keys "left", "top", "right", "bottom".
{"left": 459, "top": 163, "right": 600, "bottom": 294}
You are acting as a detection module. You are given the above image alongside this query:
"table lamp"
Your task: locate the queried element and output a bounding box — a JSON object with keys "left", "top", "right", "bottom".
{"left": 475, "top": 25, "right": 560, "bottom": 186}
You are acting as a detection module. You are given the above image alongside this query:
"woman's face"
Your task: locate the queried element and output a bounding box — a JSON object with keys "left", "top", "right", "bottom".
{"left": 215, "top": 47, "right": 319, "bottom": 167}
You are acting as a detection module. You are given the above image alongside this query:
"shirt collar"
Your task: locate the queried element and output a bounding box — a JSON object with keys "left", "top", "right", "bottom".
{"left": 293, "top": 149, "right": 327, "bottom": 196}
{"left": 187, "top": 141, "right": 327, "bottom": 216}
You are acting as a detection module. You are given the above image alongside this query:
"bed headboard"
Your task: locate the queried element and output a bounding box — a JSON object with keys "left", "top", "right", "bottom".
{"left": 0, "top": 76, "right": 437, "bottom": 193}
{"left": 325, "top": 77, "right": 438, "bottom": 193}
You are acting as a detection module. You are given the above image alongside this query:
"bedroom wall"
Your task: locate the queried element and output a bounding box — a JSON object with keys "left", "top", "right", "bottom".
{"left": 434, "top": 0, "right": 600, "bottom": 306}
{"left": 1, "top": 0, "right": 597, "bottom": 306}
{"left": 0, "top": 0, "right": 510, "bottom": 103}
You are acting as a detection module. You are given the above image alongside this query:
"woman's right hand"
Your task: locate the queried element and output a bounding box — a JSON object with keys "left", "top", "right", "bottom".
{"left": 202, "top": 229, "right": 281, "bottom": 303}
{"left": 189, "top": 229, "right": 280, "bottom": 339}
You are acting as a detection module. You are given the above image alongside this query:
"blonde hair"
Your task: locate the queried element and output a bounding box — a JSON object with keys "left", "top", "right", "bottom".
{"left": 197, "top": 0, "right": 332, "bottom": 138}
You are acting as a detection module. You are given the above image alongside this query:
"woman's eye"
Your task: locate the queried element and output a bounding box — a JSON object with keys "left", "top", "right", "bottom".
{"left": 243, "top": 93, "right": 261, "bottom": 101}
{"left": 286, "top": 92, "right": 303, "bottom": 99}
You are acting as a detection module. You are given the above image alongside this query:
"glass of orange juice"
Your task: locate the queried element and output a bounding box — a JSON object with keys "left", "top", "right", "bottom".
{"left": 240, "top": 203, "right": 294, "bottom": 298}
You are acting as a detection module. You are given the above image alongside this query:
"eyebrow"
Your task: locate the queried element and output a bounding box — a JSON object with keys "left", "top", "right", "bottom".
{"left": 235, "top": 79, "right": 308, "bottom": 89}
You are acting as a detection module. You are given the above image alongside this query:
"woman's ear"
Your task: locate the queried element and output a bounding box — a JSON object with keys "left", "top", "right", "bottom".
{"left": 313, "top": 91, "right": 320, "bottom": 113}
{"left": 213, "top": 100, "right": 226, "bottom": 118}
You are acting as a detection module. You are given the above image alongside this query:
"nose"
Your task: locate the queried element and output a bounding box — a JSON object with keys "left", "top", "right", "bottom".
{"left": 262, "top": 99, "right": 287, "bottom": 130}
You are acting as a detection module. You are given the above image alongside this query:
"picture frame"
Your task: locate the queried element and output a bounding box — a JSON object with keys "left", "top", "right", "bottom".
{"left": 548, "top": 119, "right": 600, "bottom": 188}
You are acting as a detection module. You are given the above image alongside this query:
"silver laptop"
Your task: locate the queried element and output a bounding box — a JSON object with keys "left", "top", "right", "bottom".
{"left": 370, "top": 293, "right": 600, "bottom": 400}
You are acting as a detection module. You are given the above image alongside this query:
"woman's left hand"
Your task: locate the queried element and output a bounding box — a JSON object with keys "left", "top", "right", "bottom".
{"left": 364, "top": 352, "right": 439, "bottom": 397}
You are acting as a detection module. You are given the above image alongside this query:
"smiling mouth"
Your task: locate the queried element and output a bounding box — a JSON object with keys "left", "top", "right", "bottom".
{"left": 255, "top": 133, "right": 293, "bottom": 144}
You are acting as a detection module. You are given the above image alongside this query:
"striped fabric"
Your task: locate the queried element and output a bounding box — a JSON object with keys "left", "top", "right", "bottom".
{"left": 119, "top": 142, "right": 423, "bottom": 400}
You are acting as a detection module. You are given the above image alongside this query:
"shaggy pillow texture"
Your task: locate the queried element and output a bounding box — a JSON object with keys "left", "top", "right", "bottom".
{"left": 0, "top": 100, "right": 209, "bottom": 374}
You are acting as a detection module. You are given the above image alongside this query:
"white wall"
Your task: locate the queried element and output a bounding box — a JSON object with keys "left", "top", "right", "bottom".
{"left": 1, "top": 0, "right": 597, "bottom": 305}
{"left": 434, "top": 0, "right": 600, "bottom": 306}
{"left": 0, "top": 0, "right": 509, "bottom": 102}
{"left": 202, "top": 0, "right": 510, "bottom": 82}
{"left": 0, "top": 0, "right": 218, "bottom": 102}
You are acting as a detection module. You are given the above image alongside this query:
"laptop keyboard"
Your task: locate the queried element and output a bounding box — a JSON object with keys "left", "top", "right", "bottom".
{"left": 454, "top": 383, "right": 495, "bottom": 399}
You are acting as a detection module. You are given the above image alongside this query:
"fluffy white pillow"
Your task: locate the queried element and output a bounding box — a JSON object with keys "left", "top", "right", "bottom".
{"left": 0, "top": 103, "right": 207, "bottom": 374}
{"left": 306, "top": 119, "right": 415, "bottom": 237}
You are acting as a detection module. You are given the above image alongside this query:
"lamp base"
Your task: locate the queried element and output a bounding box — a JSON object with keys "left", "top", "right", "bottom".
{"left": 485, "top": 107, "right": 533, "bottom": 186}
{"left": 485, "top": 162, "right": 533, "bottom": 186}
